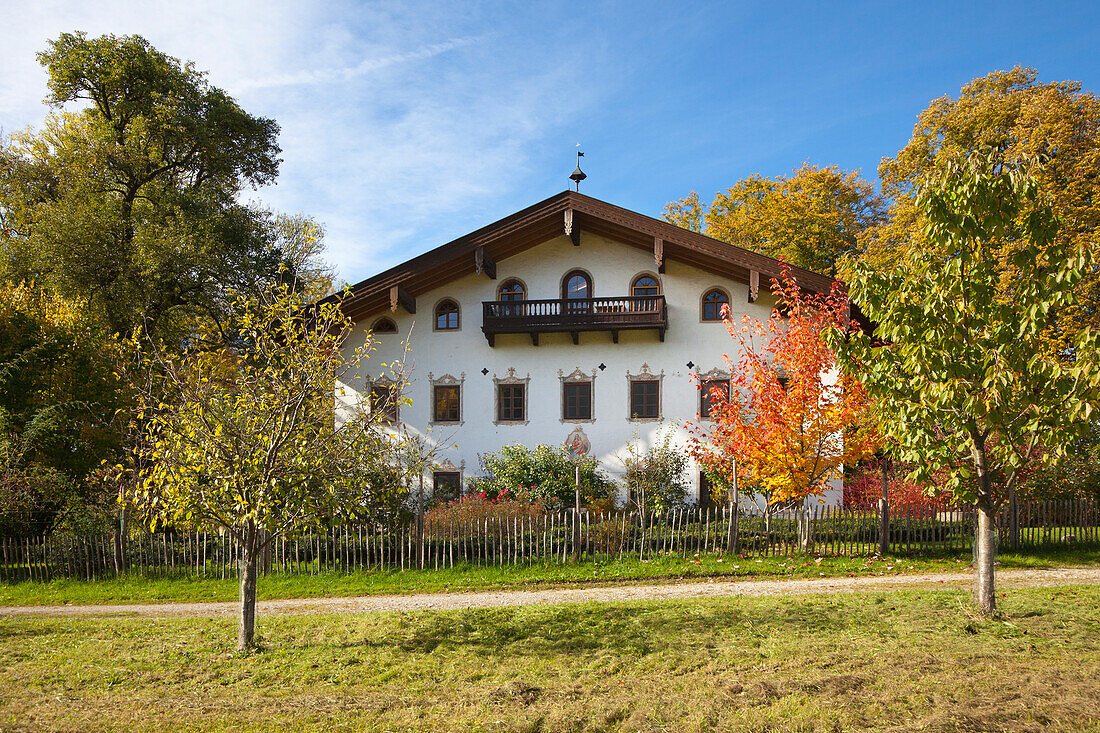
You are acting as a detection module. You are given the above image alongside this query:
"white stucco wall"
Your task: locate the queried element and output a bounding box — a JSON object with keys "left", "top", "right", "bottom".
{"left": 338, "top": 230, "right": 843, "bottom": 508}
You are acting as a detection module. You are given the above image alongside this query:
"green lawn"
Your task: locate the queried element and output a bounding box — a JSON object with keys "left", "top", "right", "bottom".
{"left": 2, "top": 546, "right": 1098, "bottom": 607}
{"left": 2, "top": 586, "right": 1098, "bottom": 731}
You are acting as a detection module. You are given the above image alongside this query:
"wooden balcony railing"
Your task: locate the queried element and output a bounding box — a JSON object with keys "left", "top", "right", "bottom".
{"left": 482, "top": 295, "right": 667, "bottom": 345}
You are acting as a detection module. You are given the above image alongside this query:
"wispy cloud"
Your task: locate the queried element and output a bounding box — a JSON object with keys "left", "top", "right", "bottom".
{"left": 0, "top": 0, "right": 609, "bottom": 285}
{"left": 235, "top": 36, "right": 480, "bottom": 91}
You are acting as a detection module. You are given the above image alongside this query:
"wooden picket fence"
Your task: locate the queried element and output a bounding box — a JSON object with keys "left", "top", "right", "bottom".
{"left": 1, "top": 499, "right": 1097, "bottom": 582}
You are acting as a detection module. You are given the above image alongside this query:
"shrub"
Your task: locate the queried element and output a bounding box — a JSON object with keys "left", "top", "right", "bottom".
{"left": 621, "top": 432, "right": 690, "bottom": 511}
{"left": 473, "top": 444, "right": 616, "bottom": 510}
{"left": 1017, "top": 452, "right": 1100, "bottom": 501}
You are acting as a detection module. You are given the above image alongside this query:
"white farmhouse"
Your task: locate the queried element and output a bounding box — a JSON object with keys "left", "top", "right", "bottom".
{"left": 331, "top": 190, "right": 843, "bottom": 507}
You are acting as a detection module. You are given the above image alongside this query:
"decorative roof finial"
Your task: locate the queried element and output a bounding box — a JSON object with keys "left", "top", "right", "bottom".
{"left": 569, "top": 147, "right": 586, "bottom": 191}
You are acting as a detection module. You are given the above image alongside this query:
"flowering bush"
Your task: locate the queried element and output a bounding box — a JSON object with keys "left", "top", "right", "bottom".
{"left": 425, "top": 490, "right": 546, "bottom": 523}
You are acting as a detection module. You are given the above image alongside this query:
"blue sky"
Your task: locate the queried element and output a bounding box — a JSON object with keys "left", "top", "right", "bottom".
{"left": 2, "top": 1, "right": 1098, "bottom": 285}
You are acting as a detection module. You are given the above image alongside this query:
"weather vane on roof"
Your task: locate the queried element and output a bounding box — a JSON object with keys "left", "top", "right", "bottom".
{"left": 570, "top": 145, "right": 586, "bottom": 191}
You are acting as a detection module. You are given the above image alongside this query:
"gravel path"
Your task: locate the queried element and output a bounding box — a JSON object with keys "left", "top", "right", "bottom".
{"left": 3, "top": 567, "right": 1098, "bottom": 618}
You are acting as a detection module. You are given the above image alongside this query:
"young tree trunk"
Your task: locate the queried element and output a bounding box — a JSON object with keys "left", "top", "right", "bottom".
{"left": 573, "top": 465, "right": 581, "bottom": 563}
{"left": 1007, "top": 478, "right": 1020, "bottom": 550}
{"left": 113, "top": 505, "right": 128, "bottom": 576}
{"left": 974, "top": 501, "right": 997, "bottom": 615}
{"left": 417, "top": 473, "right": 425, "bottom": 570}
{"left": 798, "top": 509, "right": 813, "bottom": 553}
{"left": 970, "top": 433, "right": 997, "bottom": 615}
{"left": 237, "top": 520, "right": 259, "bottom": 652}
{"left": 878, "top": 458, "right": 890, "bottom": 555}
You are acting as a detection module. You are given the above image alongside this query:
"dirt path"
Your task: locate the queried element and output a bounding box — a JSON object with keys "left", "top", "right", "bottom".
{"left": 3, "top": 567, "right": 1098, "bottom": 618}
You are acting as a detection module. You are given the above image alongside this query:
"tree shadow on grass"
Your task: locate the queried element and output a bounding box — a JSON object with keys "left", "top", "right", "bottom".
{"left": 0, "top": 620, "right": 56, "bottom": 640}
{"left": 323, "top": 598, "right": 869, "bottom": 657}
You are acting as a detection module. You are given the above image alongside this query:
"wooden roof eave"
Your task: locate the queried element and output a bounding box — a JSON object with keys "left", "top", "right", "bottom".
{"left": 328, "top": 190, "right": 840, "bottom": 323}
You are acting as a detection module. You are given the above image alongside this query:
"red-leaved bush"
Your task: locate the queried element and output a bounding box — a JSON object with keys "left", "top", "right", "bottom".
{"left": 844, "top": 460, "right": 952, "bottom": 509}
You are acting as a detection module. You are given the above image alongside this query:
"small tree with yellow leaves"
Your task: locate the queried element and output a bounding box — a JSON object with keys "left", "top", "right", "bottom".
{"left": 126, "top": 283, "right": 397, "bottom": 651}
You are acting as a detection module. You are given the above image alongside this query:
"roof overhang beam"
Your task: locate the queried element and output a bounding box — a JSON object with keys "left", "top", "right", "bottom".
{"left": 475, "top": 246, "right": 496, "bottom": 279}
{"left": 389, "top": 285, "right": 416, "bottom": 314}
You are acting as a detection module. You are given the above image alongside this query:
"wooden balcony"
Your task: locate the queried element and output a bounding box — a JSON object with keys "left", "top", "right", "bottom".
{"left": 482, "top": 295, "right": 667, "bottom": 346}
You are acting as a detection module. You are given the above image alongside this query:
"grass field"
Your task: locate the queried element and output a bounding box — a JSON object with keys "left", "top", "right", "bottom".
{"left": 1, "top": 585, "right": 1098, "bottom": 731}
{"left": 3, "top": 546, "right": 1099, "bottom": 607}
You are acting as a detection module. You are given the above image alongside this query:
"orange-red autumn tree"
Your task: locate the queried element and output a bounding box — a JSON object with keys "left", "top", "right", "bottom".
{"left": 688, "top": 266, "right": 877, "bottom": 510}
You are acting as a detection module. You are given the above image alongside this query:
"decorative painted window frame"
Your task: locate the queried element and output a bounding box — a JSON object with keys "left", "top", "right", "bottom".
{"left": 626, "top": 362, "right": 664, "bottom": 422}
{"left": 429, "top": 372, "right": 465, "bottom": 426}
{"left": 695, "top": 366, "right": 731, "bottom": 421}
{"left": 700, "top": 287, "right": 731, "bottom": 322}
{"left": 369, "top": 373, "right": 402, "bottom": 425}
{"left": 493, "top": 367, "right": 531, "bottom": 425}
{"left": 559, "top": 367, "right": 597, "bottom": 424}
{"left": 432, "top": 458, "right": 466, "bottom": 498}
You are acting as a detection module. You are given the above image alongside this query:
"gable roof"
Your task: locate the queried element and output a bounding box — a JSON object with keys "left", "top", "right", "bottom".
{"left": 327, "top": 190, "right": 838, "bottom": 322}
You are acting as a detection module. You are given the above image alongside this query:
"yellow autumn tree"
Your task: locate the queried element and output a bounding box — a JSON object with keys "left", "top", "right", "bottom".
{"left": 862, "top": 66, "right": 1100, "bottom": 352}
{"left": 663, "top": 164, "right": 887, "bottom": 276}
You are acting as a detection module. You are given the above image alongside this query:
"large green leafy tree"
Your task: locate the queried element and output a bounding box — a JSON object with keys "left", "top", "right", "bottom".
{"left": 125, "top": 284, "right": 395, "bottom": 651}
{"left": 864, "top": 67, "right": 1100, "bottom": 350}
{"left": 663, "top": 164, "right": 887, "bottom": 276}
{"left": 832, "top": 152, "right": 1099, "bottom": 615}
{"left": 0, "top": 283, "right": 126, "bottom": 536}
{"left": 0, "top": 32, "right": 283, "bottom": 341}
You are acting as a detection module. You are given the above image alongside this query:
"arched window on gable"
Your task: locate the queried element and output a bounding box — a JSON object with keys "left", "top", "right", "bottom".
{"left": 561, "top": 270, "right": 592, "bottom": 300}
{"left": 701, "top": 288, "right": 730, "bottom": 321}
{"left": 372, "top": 317, "right": 398, "bottom": 333}
{"left": 562, "top": 270, "right": 592, "bottom": 315}
{"left": 434, "top": 299, "right": 460, "bottom": 331}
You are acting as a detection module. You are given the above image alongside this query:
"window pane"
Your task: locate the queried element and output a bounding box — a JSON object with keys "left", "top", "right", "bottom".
{"left": 700, "top": 379, "right": 729, "bottom": 419}
{"left": 699, "top": 473, "right": 713, "bottom": 509}
{"left": 630, "top": 380, "right": 659, "bottom": 419}
{"left": 435, "top": 301, "right": 459, "bottom": 330}
{"left": 499, "top": 281, "right": 526, "bottom": 301}
{"left": 433, "top": 472, "right": 461, "bottom": 502}
{"left": 433, "top": 385, "right": 460, "bottom": 422}
{"left": 702, "top": 290, "right": 729, "bottom": 321}
{"left": 498, "top": 384, "right": 525, "bottom": 421}
{"left": 563, "top": 381, "right": 592, "bottom": 420}
{"left": 632, "top": 276, "right": 660, "bottom": 297}
{"left": 564, "top": 272, "right": 590, "bottom": 299}
{"left": 370, "top": 385, "right": 397, "bottom": 423}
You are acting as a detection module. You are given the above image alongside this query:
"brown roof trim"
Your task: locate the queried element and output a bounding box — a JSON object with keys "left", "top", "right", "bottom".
{"left": 325, "top": 190, "right": 839, "bottom": 322}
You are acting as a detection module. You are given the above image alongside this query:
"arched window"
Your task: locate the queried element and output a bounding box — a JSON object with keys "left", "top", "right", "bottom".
{"left": 371, "top": 317, "right": 397, "bottom": 333}
{"left": 498, "top": 279, "right": 526, "bottom": 301}
{"left": 561, "top": 270, "right": 591, "bottom": 300}
{"left": 631, "top": 275, "right": 660, "bottom": 298}
{"left": 497, "top": 279, "right": 526, "bottom": 317}
{"left": 434, "top": 299, "right": 460, "bottom": 331}
{"left": 701, "top": 288, "right": 729, "bottom": 321}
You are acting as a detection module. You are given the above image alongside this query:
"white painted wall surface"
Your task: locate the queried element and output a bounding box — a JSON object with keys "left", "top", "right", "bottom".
{"left": 338, "top": 231, "right": 843, "bottom": 508}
